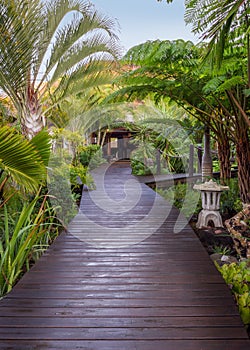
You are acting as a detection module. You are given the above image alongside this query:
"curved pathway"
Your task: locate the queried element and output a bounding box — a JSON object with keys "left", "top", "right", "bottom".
{"left": 0, "top": 161, "right": 249, "bottom": 349}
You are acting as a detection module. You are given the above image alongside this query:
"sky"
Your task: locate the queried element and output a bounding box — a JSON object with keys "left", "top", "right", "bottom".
{"left": 90, "top": 0, "right": 198, "bottom": 54}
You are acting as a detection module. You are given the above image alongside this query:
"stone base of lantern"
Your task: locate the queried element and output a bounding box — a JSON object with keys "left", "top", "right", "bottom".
{"left": 196, "top": 209, "right": 223, "bottom": 228}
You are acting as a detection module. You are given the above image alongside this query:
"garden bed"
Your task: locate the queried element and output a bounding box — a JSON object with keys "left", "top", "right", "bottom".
{"left": 190, "top": 214, "right": 250, "bottom": 337}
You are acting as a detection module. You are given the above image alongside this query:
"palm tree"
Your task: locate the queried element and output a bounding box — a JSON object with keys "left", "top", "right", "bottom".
{"left": 0, "top": 0, "right": 121, "bottom": 139}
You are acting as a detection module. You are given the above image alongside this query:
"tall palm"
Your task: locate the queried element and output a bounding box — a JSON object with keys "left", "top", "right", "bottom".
{"left": 0, "top": 0, "right": 121, "bottom": 139}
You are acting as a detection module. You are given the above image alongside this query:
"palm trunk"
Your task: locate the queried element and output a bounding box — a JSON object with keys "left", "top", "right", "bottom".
{"left": 202, "top": 127, "right": 213, "bottom": 180}
{"left": 217, "top": 138, "right": 231, "bottom": 183}
{"left": 96, "top": 129, "right": 101, "bottom": 146}
{"left": 21, "top": 86, "right": 44, "bottom": 139}
{"left": 21, "top": 111, "right": 44, "bottom": 139}
{"left": 101, "top": 130, "right": 107, "bottom": 147}
{"left": 226, "top": 86, "right": 250, "bottom": 204}
{"left": 235, "top": 127, "right": 250, "bottom": 204}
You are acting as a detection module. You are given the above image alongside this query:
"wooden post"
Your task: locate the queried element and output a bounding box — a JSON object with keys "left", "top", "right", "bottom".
{"left": 197, "top": 146, "right": 202, "bottom": 173}
{"left": 189, "top": 144, "right": 194, "bottom": 177}
{"left": 156, "top": 149, "right": 161, "bottom": 175}
{"left": 107, "top": 134, "right": 111, "bottom": 161}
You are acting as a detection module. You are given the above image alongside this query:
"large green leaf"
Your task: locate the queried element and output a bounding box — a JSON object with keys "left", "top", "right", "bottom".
{"left": 0, "top": 126, "right": 46, "bottom": 192}
{"left": 185, "top": 0, "right": 249, "bottom": 66}
{"left": 30, "top": 129, "right": 51, "bottom": 167}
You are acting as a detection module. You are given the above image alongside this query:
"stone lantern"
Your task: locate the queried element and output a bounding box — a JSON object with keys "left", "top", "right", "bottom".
{"left": 193, "top": 179, "right": 229, "bottom": 228}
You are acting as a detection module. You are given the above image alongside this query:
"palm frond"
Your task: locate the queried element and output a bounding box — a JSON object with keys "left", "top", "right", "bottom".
{"left": 35, "top": 0, "right": 92, "bottom": 82}
{"left": 185, "top": 0, "right": 249, "bottom": 65}
{"left": 202, "top": 76, "right": 226, "bottom": 94}
{"left": 40, "top": 0, "right": 120, "bottom": 84}
{"left": 217, "top": 75, "right": 245, "bottom": 92}
{"left": 30, "top": 129, "right": 51, "bottom": 167}
{"left": 0, "top": 1, "right": 43, "bottom": 101}
{"left": 50, "top": 61, "right": 116, "bottom": 105}
{"left": 0, "top": 126, "right": 46, "bottom": 192}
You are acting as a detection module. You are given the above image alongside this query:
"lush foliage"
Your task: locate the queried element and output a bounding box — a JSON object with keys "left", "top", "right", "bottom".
{"left": 131, "top": 159, "right": 154, "bottom": 176}
{"left": 120, "top": 106, "right": 194, "bottom": 176}
{"left": 0, "top": 192, "right": 60, "bottom": 296}
{"left": 0, "top": 126, "right": 50, "bottom": 197}
{"left": 220, "top": 178, "right": 243, "bottom": 215}
{"left": 0, "top": 0, "right": 121, "bottom": 138}
{"left": 79, "top": 144, "right": 107, "bottom": 169}
{"left": 216, "top": 261, "right": 250, "bottom": 327}
{"left": 157, "top": 183, "right": 202, "bottom": 218}
{"left": 0, "top": 124, "right": 61, "bottom": 297}
{"left": 113, "top": 36, "right": 250, "bottom": 203}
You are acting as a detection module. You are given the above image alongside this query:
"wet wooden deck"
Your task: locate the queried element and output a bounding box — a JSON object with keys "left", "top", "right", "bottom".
{"left": 0, "top": 161, "right": 249, "bottom": 349}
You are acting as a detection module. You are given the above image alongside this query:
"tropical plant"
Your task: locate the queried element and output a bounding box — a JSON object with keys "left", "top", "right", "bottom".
{"left": 220, "top": 178, "right": 243, "bottom": 215}
{"left": 0, "top": 0, "right": 121, "bottom": 138}
{"left": 216, "top": 261, "right": 250, "bottom": 328}
{"left": 111, "top": 40, "right": 229, "bottom": 177}
{"left": 183, "top": 1, "right": 250, "bottom": 202}
{"left": 159, "top": 0, "right": 249, "bottom": 80}
{"left": 0, "top": 192, "right": 60, "bottom": 296}
{"left": 79, "top": 144, "right": 106, "bottom": 169}
{"left": 128, "top": 121, "right": 187, "bottom": 175}
{"left": 47, "top": 161, "right": 79, "bottom": 225}
{"left": 157, "top": 182, "right": 202, "bottom": 218}
{"left": 0, "top": 126, "right": 50, "bottom": 207}
{"left": 111, "top": 39, "right": 250, "bottom": 203}
{"left": 69, "top": 163, "right": 95, "bottom": 190}
{"left": 212, "top": 244, "right": 233, "bottom": 255}
{"left": 185, "top": 1, "right": 250, "bottom": 78}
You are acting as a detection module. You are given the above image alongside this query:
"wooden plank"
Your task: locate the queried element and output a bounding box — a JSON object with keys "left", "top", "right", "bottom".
{"left": 0, "top": 340, "right": 249, "bottom": 350}
{"left": 0, "top": 316, "right": 244, "bottom": 328}
{"left": 11, "top": 283, "right": 231, "bottom": 293}
{"left": 0, "top": 306, "right": 241, "bottom": 317}
{"left": 0, "top": 326, "right": 248, "bottom": 340}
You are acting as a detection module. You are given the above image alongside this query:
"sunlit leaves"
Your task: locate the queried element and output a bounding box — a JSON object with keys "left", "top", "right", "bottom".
{"left": 184, "top": 0, "right": 250, "bottom": 66}
{"left": 0, "top": 0, "right": 121, "bottom": 137}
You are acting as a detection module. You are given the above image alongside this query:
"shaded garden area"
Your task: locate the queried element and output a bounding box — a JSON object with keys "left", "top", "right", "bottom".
{"left": 0, "top": 0, "right": 249, "bottom": 343}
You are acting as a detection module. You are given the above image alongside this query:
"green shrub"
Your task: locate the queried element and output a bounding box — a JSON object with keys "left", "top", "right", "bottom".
{"left": 79, "top": 145, "right": 106, "bottom": 169}
{"left": 69, "top": 163, "right": 95, "bottom": 190}
{"left": 220, "top": 178, "right": 243, "bottom": 215}
{"left": 157, "top": 182, "right": 202, "bottom": 218}
{"left": 216, "top": 261, "right": 250, "bottom": 328}
{"left": 168, "top": 156, "right": 185, "bottom": 174}
{"left": 131, "top": 159, "right": 152, "bottom": 176}
{"left": 49, "top": 175, "right": 78, "bottom": 223}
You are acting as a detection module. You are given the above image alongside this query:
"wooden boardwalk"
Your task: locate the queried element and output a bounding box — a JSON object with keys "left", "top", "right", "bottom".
{"left": 0, "top": 161, "right": 249, "bottom": 349}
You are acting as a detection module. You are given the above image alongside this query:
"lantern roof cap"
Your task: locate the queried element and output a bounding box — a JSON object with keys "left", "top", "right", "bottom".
{"left": 193, "top": 179, "right": 229, "bottom": 192}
